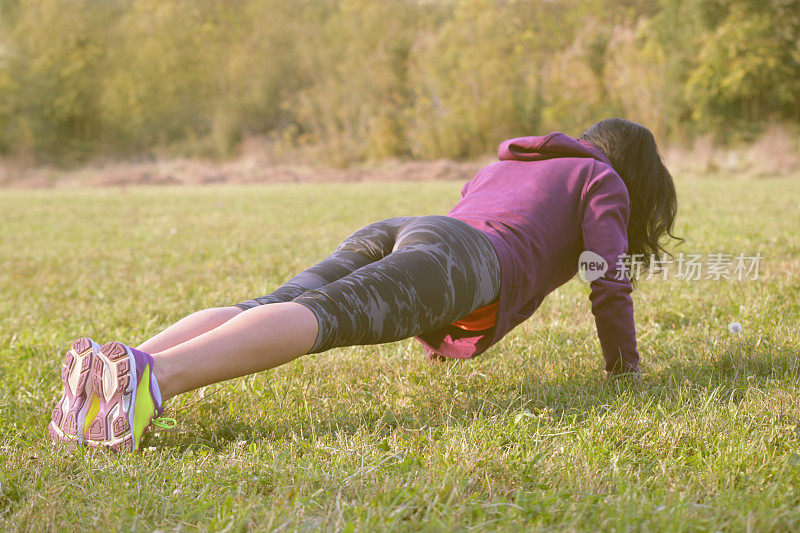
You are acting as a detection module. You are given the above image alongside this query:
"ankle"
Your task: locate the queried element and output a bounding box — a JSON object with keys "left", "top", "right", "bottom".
{"left": 151, "top": 356, "right": 179, "bottom": 402}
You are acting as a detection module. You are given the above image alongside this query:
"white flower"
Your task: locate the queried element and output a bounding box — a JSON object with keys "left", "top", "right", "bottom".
{"left": 728, "top": 322, "right": 743, "bottom": 334}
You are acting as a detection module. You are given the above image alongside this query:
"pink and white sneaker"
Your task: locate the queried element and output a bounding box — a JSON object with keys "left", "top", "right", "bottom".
{"left": 84, "top": 341, "right": 168, "bottom": 452}
{"left": 48, "top": 337, "right": 102, "bottom": 447}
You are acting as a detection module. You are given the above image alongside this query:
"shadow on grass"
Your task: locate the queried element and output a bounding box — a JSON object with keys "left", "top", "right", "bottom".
{"left": 150, "top": 337, "right": 800, "bottom": 453}
{"left": 664, "top": 335, "right": 799, "bottom": 379}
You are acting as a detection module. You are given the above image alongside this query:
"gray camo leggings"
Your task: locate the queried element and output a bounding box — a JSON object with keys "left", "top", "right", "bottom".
{"left": 235, "top": 215, "right": 501, "bottom": 354}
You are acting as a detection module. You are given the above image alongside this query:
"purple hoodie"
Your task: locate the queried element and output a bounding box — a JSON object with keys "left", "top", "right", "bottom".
{"left": 414, "top": 132, "right": 639, "bottom": 374}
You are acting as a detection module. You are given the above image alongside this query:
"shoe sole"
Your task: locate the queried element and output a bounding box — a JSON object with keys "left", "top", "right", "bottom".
{"left": 84, "top": 341, "right": 137, "bottom": 452}
{"left": 48, "top": 337, "right": 99, "bottom": 447}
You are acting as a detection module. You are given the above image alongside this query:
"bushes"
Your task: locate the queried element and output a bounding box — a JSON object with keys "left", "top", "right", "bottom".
{"left": 0, "top": 0, "right": 798, "bottom": 165}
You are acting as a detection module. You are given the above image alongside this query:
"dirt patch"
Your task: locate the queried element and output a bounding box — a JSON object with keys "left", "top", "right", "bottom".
{"left": 0, "top": 156, "right": 490, "bottom": 188}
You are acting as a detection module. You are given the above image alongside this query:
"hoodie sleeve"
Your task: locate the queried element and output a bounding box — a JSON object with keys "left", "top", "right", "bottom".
{"left": 580, "top": 167, "right": 640, "bottom": 374}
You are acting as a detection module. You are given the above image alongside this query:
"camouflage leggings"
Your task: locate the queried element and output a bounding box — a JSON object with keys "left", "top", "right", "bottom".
{"left": 235, "top": 215, "right": 501, "bottom": 354}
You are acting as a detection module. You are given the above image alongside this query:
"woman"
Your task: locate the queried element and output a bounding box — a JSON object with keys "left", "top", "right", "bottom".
{"left": 49, "top": 118, "right": 679, "bottom": 452}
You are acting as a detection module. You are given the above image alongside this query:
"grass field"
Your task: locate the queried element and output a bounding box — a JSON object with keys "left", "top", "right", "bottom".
{"left": 1, "top": 177, "right": 800, "bottom": 531}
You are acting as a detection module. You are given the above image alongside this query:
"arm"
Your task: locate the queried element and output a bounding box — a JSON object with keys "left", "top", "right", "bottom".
{"left": 580, "top": 168, "right": 640, "bottom": 374}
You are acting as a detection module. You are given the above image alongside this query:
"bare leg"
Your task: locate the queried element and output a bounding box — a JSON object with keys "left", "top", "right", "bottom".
{"left": 136, "top": 306, "right": 244, "bottom": 354}
{"left": 151, "top": 302, "right": 318, "bottom": 401}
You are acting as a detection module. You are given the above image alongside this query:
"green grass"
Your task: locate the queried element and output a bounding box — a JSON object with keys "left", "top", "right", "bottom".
{"left": 1, "top": 177, "right": 800, "bottom": 531}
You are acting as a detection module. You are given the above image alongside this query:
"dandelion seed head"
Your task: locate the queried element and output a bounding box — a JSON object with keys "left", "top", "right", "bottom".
{"left": 728, "top": 322, "right": 743, "bottom": 334}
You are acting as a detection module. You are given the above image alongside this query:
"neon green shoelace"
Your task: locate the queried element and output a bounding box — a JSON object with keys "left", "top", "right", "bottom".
{"left": 152, "top": 417, "right": 177, "bottom": 429}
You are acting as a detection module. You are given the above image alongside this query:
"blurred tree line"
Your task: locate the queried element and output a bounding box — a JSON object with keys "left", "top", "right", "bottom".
{"left": 0, "top": 0, "right": 798, "bottom": 165}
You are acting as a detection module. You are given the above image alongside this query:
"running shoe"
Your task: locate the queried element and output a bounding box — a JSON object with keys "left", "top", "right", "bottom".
{"left": 48, "top": 337, "right": 102, "bottom": 447}
{"left": 84, "top": 341, "right": 168, "bottom": 452}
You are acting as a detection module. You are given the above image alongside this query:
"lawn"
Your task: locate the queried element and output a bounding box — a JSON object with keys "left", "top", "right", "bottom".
{"left": 1, "top": 177, "right": 800, "bottom": 531}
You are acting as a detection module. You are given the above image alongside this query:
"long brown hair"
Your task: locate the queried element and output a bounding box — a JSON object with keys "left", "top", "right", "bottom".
{"left": 580, "top": 118, "right": 680, "bottom": 268}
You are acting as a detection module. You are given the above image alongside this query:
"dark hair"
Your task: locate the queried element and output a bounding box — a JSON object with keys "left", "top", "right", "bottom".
{"left": 580, "top": 118, "right": 680, "bottom": 269}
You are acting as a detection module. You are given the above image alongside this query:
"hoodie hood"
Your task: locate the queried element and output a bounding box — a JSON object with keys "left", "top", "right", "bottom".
{"left": 498, "top": 132, "right": 611, "bottom": 166}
